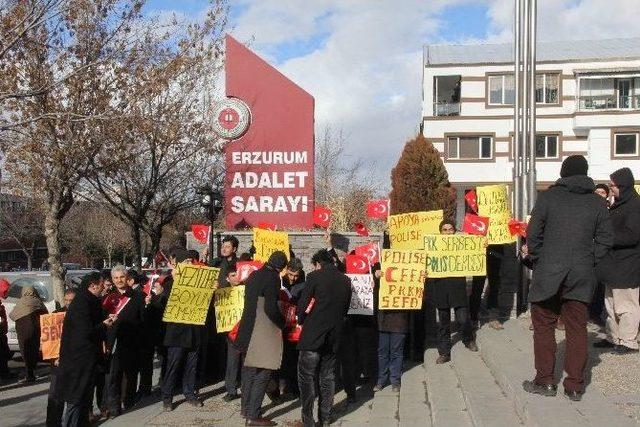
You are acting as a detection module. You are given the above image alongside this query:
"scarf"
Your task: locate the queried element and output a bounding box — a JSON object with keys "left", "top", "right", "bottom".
{"left": 9, "top": 285, "right": 47, "bottom": 322}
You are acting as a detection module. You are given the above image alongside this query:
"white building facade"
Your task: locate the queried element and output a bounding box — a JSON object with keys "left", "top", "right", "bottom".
{"left": 422, "top": 38, "right": 640, "bottom": 218}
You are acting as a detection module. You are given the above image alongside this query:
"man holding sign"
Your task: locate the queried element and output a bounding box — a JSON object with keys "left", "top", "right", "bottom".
{"left": 425, "top": 220, "right": 478, "bottom": 366}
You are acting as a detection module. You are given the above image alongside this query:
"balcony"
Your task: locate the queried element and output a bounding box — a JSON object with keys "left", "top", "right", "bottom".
{"left": 434, "top": 101, "right": 461, "bottom": 116}
{"left": 578, "top": 95, "right": 640, "bottom": 110}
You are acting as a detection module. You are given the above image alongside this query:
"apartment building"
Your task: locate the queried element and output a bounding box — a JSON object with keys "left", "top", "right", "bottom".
{"left": 422, "top": 37, "right": 640, "bottom": 217}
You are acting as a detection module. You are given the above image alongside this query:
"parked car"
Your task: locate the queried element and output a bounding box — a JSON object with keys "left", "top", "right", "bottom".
{"left": 0, "top": 269, "right": 97, "bottom": 356}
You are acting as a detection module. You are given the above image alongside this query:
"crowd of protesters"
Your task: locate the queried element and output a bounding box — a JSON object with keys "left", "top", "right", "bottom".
{"left": 0, "top": 157, "right": 638, "bottom": 425}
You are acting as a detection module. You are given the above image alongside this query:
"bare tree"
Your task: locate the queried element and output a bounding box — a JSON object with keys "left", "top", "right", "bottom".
{"left": 0, "top": 193, "right": 44, "bottom": 269}
{"left": 314, "top": 126, "right": 381, "bottom": 232}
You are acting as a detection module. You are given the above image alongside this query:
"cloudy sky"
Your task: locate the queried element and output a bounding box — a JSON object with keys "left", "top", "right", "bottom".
{"left": 146, "top": 0, "right": 640, "bottom": 186}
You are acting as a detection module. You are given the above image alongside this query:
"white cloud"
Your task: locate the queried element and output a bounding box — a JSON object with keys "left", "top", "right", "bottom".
{"left": 225, "top": 0, "right": 640, "bottom": 188}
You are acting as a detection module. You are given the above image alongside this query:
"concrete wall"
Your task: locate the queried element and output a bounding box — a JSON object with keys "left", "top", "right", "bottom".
{"left": 186, "top": 231, "right": 383, "bottom": 272}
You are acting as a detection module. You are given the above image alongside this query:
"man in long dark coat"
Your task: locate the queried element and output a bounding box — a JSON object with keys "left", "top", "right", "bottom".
{"left": 59, "top": 272, "right": 114, "bottom": 426}
{"left": 524, "top": 155, "right": 613, "bottom": 401}
{"left": 595, "top": 167, "right": 640, "bottom": 354}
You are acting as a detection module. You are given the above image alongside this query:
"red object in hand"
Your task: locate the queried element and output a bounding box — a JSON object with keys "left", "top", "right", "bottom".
{"left": 256, "top": 221, "right": 276, "bottom": 231}
{"left": 286, "top": 324, "right": 302, "bottom": 342}
{"left": 228, "top": 321, "right": 240, "bottom": 341}
{"left": 313, "top": 205, "right": 332, "bottom": 228}
{"left": 190, "top": 224, "right": 210, "bottom": 244}
{"left": 366, "top": 199, "right": 389, "bottom": 220}
{"left": 346, "top": 254, "right": 370, "bottom": 274}
{"left": 236, "top": 261, "right": 263, "bottom": 282}
{"left": 508, "top": 218, "right": 528, "bottom": 237}
{"left": 353, "top": 222, "right": 369, "bottom": 237}
{"left": 462, "top": 213, "right": 490, "bottom": 236}
{"left": 465, "top": 190, "right": 478, "bottom": 213}
{"left": 355, "top": 242, "right": 380, "bottom": 265}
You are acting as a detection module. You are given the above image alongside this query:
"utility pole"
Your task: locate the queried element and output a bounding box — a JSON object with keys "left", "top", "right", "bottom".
{"left": 514, "top": 0, "right": 537, "bottom": 310}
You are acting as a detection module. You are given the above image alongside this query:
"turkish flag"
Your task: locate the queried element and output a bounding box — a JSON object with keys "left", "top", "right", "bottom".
{"left": 191, "top": 224, "right": 210, "bottom": 244}
{"left": 465, "top": 190, "right": 478, "bottom": 213}
{"left": 508, "top": 219, "right": 528, "bottom": 237}
{"left": 366, "top": 199, "right": 389, "bottom": 220}
{"left": 236, "top": 261, "right": 263, "bottom": 282}
{"left": 355, "top": 242, "right": 380, "bottom": 265}
{"left": 462, "top": 213, "right": 490, "bottom": 236}
{"left": 257, "top": 221, "right": 276, "bottom": 231}
{"left": 313, "top": 205, "right": 332, "bottom": 228}
{"left": 346, "top": 254, "right": 370, "bottom": 274}
{"left": 353, "top": 222, "right": 369, "bottom": 237}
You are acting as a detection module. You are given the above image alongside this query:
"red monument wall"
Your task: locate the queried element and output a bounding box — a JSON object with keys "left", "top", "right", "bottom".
{"left": 223, "top": 35, "right": 315, "bottom": 230}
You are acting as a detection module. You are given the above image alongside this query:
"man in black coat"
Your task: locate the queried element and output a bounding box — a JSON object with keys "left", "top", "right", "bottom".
{"left": 211, "top": 235, "right": 243, "bottom": 401}
{"left": 161, "top": 249, "right": 205, "bottom": 411}
{"left": 595, "top": 167, "right": 640, "bottom": 354}
{"left": 59, "top": 273, "right": 114, "bottom": 427}
{"left": 297, "top": 249, "right": 352, "bottom": 427}
{"left": 524, "top": 155, "right": 613, "bottom": 401}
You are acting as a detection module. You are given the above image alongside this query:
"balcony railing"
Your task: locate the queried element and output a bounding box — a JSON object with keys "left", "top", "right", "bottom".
{"left": 578, "top": 95, "right": 640, "bottom": 110}
{"left": 434, "top": 101, "right": 460, "bottom": 116}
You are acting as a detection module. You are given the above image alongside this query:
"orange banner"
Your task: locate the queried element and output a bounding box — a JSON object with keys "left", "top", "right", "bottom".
{"left": 40, "top": 312, "right": 65, "bottom": 360}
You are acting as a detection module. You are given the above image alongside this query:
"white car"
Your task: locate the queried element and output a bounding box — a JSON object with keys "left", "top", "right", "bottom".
{"left": 1, "top": 270, "right": 96, "bottom": 356}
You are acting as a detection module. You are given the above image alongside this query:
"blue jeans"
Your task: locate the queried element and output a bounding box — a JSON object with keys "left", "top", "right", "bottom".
{"left": 377, "top": 332, "right": 405, "bottom": 387}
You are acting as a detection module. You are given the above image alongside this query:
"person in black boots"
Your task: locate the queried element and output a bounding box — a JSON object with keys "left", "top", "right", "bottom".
{"left": 427, "top": 220, "right": 477, "bottom": 365}
{"left": 211, "top": 235, "right": 243, "bottom": 402}
{"left": 524, "top": 155, "right": 613, "bottom": 401}
{"left": 59, "top": 272, "right": 114, "bottom": 427}
{"left": 161, "top": 248, "right": 205, "bottom": 411}
{"left": 105, "top": 265, "right": 145, "bottom": 417}
{"left": 235, "top": 251, "right": 287, "bottom": 427}
{"left": 296, "top": 249, "right": 352, "bottom": 427}
{"left": 596, "top": 168, "right": 640, "bottom": 354}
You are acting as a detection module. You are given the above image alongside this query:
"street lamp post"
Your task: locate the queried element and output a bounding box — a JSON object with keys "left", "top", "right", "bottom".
{"left": 197, "top": 186, "right": 223, "bottom": 265}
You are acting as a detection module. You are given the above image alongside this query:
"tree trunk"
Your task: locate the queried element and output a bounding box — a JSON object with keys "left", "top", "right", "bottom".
{"left": 149, "top": 228, "right": 162, "bottom": 264}
{"left": 44, "top": 208, "right": 65, "bottom": 306}
{"left": 130, "top": 223, "right": 143, "bottom": 270}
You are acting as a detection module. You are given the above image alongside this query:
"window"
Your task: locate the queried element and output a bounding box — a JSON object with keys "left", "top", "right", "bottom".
{"left": 614, "top": 133, "right": 638, "bottom": 156}
{"left": 579, "top": 78, "right": 616, "bottom": 109}
{"left": 448, "top": 136, "right": 492, "bottom": 160}
{"left": 433, "top": 75, "right": 461, "bottom": 116}
{"left": 535, "top": 73, "right": 559, "bottom": 104}
{"left": 488, "top": 75, "right": 515, "bottom": 105}
{"left": 535, "top": 135, "right": 559, "bottom": 159}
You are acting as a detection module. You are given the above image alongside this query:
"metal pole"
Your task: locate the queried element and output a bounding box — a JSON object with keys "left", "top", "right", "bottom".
{"left": 527, "top": 0, "right": 538, "bottom": 212}
{"left": 521, "top": 0, "right": 530, "bottom": 215}
{"left": 513, "top": 0, "right": 522, "bottom": 228}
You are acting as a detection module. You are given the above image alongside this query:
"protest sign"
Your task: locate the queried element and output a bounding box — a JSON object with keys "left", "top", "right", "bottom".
{"left": 423, "top": 234, "right": 487, "bottom": 278}
{"left": 253, "top": 228, "right": 289, "bottom": 263}
{"left": 388, "top": 210, "right": 443, "bottom": 250}
{"left": 40, "top": 312, "right": 65, "bottom": 360}
{"left": 378, "top": 249, "right": 427, "bottom": 310}
{"left": 347, "top": 274, "right": 374, "bottom": 315}
{"left": 214, "top": 286, "right": 245, "bottom": 333}
{"left": 635, "top": 184, "right": 640, "bottom": 194}
{"left": 476, "top": 185, "right": 516, "bottom": 245}
{"left": 163, "top": 263, "right": 220, "bottom": 325}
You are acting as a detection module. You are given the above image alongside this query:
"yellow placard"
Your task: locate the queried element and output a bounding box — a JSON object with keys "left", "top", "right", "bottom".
{"left": 424, "top": 234, "right": 487, "bottom": 278}
{"left": 163, "top": 263, "right": 220, "bottom": 325}
{"left": 214, "top": 286, "right": 245, "bottom": 333}
{"left": 378, "top": 249, "right": 427, "bottom": 310}
{"left": 635, "top": 184, "right": 640, "bottom": 194}
{"left": 387, "top": 210, "right": 444, "bottom": 250}
{"left": 40, "top": 312, "right": 65, "bottom": 360}
{"left": 476, "top": 185, "right": 516, "bottom": 245}
{"left": 253, "top": 228, "right": 290, "bottom": 263}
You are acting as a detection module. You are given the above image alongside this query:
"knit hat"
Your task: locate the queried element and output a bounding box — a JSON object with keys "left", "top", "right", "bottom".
{"left": 267, "top": 251, "right": 288, "bottom": 271}
{"left": 560, "top": 155, "right": 588, "bottom": 178}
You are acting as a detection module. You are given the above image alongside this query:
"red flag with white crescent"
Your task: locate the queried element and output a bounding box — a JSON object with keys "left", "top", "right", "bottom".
{"left": 465, "top": 190, "right": 478, "bottom": 213}
{"left": 346, "top": 254, "right": 370, "bottom": 274}
{"left": 355, "top": 242, "right": 380, "bottom": 265}
{"left": 353, "top": 222, "right": 369, "bottom": 237}
{"left": 313, "top": 205, "right": 332, "bottom": 228}
{"left": 191, "top": 224, "right": 210, "bottom": 244}
{"left": 236, "top": 261, "right": 263, "bottom": 282}
{"left": 508, "top": 219, "right": 528, "bottom": 237}
{"left": 257, "top": 221, "right": 277, "bottom": 231}
{"left": 462, "top": 213, "right": 489, "bottom": 236}
{"left": 366, "top": 199, "right": 389, "bottom": 220}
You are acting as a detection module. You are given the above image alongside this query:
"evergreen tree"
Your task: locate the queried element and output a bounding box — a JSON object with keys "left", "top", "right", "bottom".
{"left": 389, "top": 134, "right": 456, "bottom": 219}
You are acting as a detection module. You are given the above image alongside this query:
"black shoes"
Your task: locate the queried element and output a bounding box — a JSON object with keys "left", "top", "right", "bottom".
{"left": 564, "top": 389, "right": 583, "bottom": 402}
{"left": 187, "top": 398, "right": 203, "bottom": 407}
{"left": 465, "top": 341, "right": 479, "bottom": 352}
{"left": 436, "top": 354, "right": 451, "bottom": 364}
{"left": 612, "top": 345, "right": 639, "bottom": 355}
{"left": 522, "top": 380, "right": 557, "bottom": 397}
{"left": 223, "top": 393, "right": 240, "bottom": 402}
{"left": 593, "top": 339, "right": 615, "bottom": 348}
{"left": 162, "top": 399, "right": 173, "bottom": 412}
